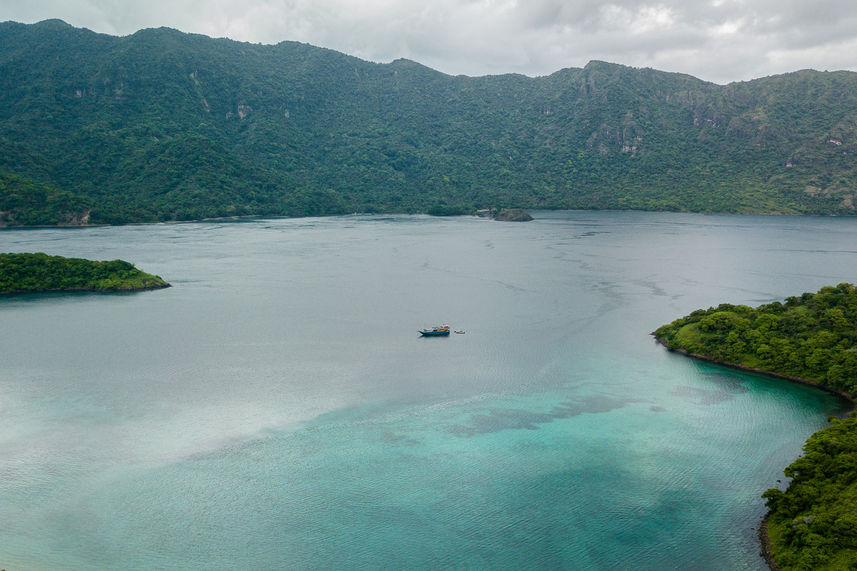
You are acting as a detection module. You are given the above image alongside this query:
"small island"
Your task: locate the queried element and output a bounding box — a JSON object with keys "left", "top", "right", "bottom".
{"left": 493, "top": 208, "right": 533, "bottom": 222}
{"left": 0, "top": 252, "right": 170, "bottom": 294}
{"left": 475, "top": 208, "right": 534, "bottom": 222}
{"left": 654, "top": 283, "right": 857, "bottom": 570}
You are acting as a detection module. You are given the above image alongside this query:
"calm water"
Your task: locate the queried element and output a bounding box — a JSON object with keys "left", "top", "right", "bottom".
{"left": 1, "top": 211, "right": 853, "bottom": 569}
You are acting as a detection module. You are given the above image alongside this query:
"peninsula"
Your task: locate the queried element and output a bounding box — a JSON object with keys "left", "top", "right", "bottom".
{"left": 0, "top": 252, "right": 170, "bottom": 293}
{"left": 654, "top": 283, "right": 857, "bottom": 570}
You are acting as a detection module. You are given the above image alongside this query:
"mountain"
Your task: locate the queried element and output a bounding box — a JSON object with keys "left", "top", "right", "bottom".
{"left": 1, "top": 19, "right": 857, "bottom": 225}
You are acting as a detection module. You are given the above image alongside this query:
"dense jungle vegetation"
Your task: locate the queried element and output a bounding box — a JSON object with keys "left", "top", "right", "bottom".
{"left": 655, "top": 284, "right": 857, "bottom": 569}
{"left": 655, "top": 283, "right": 857, "bottom": 394}
{"left": 1, "top": 20, "right": 857, "bottom": 225}
{"left": 0, "top": 252, "right": 169, "bottom": 292}
{"left": 762, "top": 415, "right": 857, "bottom": 570}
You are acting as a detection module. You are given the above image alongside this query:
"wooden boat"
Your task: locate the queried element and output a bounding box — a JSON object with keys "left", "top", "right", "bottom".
{"left": 419, "top": 325, "right": 451, "bottom": 337}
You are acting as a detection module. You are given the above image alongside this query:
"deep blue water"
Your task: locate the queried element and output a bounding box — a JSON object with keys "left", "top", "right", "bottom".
{"left": 0, "top": 211, "right": 853, "bottom": 569}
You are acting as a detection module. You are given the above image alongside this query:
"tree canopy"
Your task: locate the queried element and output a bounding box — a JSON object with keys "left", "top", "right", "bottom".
{"left": 0, "top": 252, "right": 169, "bottom": 293}
{"left": 655, "top": 283, "right": 857, "bottom": 395}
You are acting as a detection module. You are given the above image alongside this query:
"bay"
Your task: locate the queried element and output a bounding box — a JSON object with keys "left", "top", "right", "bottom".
{"left": 0, "top": 211, "right": 853, "bottom": 569}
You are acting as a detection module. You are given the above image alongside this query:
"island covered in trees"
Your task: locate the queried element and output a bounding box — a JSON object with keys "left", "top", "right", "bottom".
{"left": 0, "top": 252, "right": 170, "bottom": 293}
{"left": 654, "top": 283, "right": 857, "bottom": 570}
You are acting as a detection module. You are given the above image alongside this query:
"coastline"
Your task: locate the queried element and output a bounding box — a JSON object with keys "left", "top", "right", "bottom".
{"left": 652, "top": 333, "right": 855, "bottom": 571}
{"left": 759, "top": 514, "right": 781, "bottom": 571}
{"left": 651, "top": 334, "right": 856, "bottom": 406}
{"left": 0, "top": 284, "right": 170, "bottom": 295}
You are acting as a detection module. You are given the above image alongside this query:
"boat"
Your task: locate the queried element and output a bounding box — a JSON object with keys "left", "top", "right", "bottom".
{"left": 419, "top": 325, "right": 451, "bottom": 337}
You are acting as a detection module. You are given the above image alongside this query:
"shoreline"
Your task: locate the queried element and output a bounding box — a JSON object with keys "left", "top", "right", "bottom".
{"left": 759, "top": 514, "right": 781, "bottom": 571}
{"left": 3, "top": 209, "right": 856, "bottom": 231}
{"left": 651, "top": 334, "right": 856, "bottom": 406}
{"left": 652, "top": 333, "right": 855, "bottom": 571}
{"left": 0, "top": 282, "right": 171, "bottom": 295}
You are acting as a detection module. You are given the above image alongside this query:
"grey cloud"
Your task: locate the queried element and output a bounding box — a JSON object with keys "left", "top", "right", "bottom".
{"left": 1, "top": 0, "right": 857, "bottom": 83}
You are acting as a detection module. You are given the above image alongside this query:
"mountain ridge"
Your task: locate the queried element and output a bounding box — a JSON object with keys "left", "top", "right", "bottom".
{"left": 1, "top": 20, "right": 856, "bottom": 225}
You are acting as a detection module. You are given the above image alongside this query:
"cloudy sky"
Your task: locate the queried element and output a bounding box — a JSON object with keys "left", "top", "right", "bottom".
{"left": 2, "top": 0, "right": 856, "bottom": 84}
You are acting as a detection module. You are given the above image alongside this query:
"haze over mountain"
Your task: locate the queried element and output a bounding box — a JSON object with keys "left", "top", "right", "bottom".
{"left": 2, "top": 19, "right": 856, "bottom": 225}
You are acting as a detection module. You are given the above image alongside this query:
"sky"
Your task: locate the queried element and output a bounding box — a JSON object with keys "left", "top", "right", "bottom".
{"left": 2, "top": 0, "right": 856, "bottom": 84}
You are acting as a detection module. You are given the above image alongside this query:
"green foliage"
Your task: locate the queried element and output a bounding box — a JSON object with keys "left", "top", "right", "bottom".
{"left": 0, "top": 252, "right": 169, "bottom": 293}
{"left": 656, "top": 285, "right": 857, "bottom": 569}
{"left": 0, "top": 172, "right": 91, "bottom": 225}
{"left": 2, "top": 20, "right": 857, "bottom": 225}
{"left": 655, "top": 284, "right": 857, "bottom": 394}
{"left": 763, "top": 414, "right": 857, "bottom": 570}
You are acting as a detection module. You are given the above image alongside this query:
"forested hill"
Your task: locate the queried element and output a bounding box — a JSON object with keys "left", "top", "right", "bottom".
{"left": 2, "top": 20, "right": 857, "bottom": 225}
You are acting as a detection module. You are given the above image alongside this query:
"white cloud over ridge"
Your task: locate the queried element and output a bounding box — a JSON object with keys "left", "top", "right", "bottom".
{"left": 2, "top": 0, "right": 856, "bottom": 83}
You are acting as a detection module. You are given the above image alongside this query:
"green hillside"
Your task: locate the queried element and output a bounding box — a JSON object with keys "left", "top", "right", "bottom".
{"left": 2, "top": 20, "right": 857, "bottom": 225}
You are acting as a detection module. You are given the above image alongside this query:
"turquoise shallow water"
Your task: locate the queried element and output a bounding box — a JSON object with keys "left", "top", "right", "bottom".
{"left": 0, "top": 211, "right": 853, "bottom": 569}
